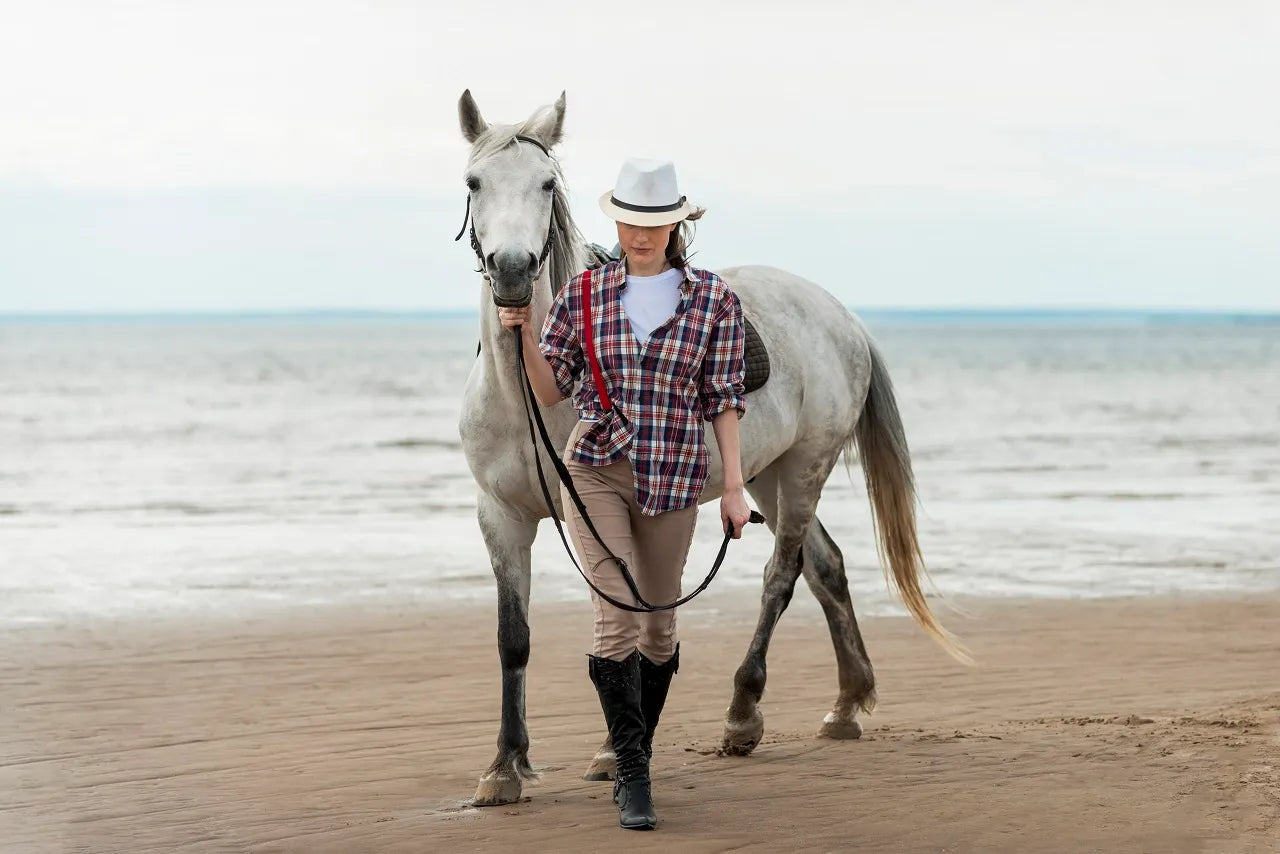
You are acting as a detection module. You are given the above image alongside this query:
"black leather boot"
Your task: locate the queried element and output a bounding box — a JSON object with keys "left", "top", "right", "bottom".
{"left": 639, "top": 644, "right": 679, "bottom": 760}
{"left": 588, "top": 652, "right": 657, "bottom": 830}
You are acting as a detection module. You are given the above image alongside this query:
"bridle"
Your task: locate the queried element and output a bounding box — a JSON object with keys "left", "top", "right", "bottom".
{"left": 454, "top": 135, "right": 557, "bottom": 308}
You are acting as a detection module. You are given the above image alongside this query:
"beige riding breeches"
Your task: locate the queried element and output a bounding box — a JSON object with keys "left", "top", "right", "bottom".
{"left": 560, "top": 421, "right": 698, "bottom": 662}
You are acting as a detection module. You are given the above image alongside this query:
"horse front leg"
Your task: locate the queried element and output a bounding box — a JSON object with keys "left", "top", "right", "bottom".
{"left": 472, "top": 495, "right": 538, "bottom": 806}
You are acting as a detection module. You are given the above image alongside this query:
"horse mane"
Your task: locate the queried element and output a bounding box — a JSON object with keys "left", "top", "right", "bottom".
{"left": 467, "top": 124, "right": 587, "bottom": 296}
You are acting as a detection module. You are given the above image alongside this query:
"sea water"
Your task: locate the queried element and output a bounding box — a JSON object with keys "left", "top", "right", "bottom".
{"left": 1, "top": 312, "right": 1277, "bottom": 626}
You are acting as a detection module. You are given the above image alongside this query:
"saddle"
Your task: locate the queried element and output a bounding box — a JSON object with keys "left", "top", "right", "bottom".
{"left": 480, "top": 243, "right": 771, "bottom": 394}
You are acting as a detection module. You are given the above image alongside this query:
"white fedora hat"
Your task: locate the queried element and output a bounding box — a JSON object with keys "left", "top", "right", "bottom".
{"left": 598, "top": 157, "right": 695, "bottom": 226}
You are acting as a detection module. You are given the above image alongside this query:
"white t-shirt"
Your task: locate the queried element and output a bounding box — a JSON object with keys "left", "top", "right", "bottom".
{"left": 621, "top": 267, "right": 684, "bottom": 343}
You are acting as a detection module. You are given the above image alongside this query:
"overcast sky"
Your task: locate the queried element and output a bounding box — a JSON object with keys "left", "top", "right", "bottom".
{"left": 2, "top": 1, "right": 1278, "bottom": 312}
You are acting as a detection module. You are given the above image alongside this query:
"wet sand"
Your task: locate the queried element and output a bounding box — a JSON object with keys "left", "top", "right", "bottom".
{"left": 3, "top": 592, "right": 1278, "bottom": 852}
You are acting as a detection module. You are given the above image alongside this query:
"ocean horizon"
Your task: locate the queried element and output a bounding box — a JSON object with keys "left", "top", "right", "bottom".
{"left": 3, "top": 307, "right": 1279, "bottom": 326}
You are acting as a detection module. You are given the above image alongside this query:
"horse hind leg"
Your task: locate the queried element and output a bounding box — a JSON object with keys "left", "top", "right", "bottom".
{"left": 801, "top": 517, "right": 876, "bottom": 740}
{"left": 582, "top": 744, "right": 615, "bottom": 782}
{"left": 722, "top": 456, "right": 827, "bottom": 756}
{"left": 581, "top": 736, "right": 616, "bottom": 781}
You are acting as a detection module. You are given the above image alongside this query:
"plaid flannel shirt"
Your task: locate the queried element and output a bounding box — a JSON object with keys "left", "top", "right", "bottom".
{"left": 538, "top": 259, "right": 747, "bottom": 516}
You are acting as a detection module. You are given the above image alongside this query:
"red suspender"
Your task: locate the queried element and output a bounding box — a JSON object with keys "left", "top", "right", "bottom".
{"left": 580, "top": 268, "right": 613, "bottom": 412}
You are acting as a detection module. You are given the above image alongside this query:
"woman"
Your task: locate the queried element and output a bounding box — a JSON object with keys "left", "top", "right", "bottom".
{"left": 498, "top": 157, "right": 750, "bottom": 830}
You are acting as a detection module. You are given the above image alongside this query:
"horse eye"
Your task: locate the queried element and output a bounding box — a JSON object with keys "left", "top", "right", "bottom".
{"left": 466, "top": 177, "right": 481, "bottom": 192}
{"left": 542, "top": 179, "right": 556, "bottom": 193}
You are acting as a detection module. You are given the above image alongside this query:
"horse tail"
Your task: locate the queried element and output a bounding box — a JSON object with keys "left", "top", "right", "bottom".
{"left": 851, "top": 339, "right": 970, "bottom": 663}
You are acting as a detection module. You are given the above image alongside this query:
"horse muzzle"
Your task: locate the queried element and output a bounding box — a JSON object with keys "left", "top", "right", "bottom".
{"left": 488, "top": 276, "right": 534, "bottom": 308}
{"left": 486, "top": 250, "right": 539, "bottom": 307}
{"left": 491, "top": 290, "right": 532, "bottom": 308}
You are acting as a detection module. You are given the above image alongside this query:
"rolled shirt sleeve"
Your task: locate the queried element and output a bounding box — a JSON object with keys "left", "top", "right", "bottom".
{"left": 538, "top": 283, "right": 584, "bottom": 398}
{"left": 698, "top": 289, "right": 747, "bottom": 421}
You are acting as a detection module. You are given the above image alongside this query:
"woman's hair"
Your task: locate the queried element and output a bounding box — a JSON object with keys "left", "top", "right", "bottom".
{"left": 664, "top": 207, "right": 706, "bottom": 269}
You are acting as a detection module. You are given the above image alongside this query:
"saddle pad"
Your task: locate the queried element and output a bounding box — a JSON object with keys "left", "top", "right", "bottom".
{"left": 742, "top": 313, "right": 770, "bottom": 394}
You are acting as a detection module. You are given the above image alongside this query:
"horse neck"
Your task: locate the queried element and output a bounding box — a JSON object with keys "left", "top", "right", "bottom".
{"left": 476, "top": 267, "right": 559, "bottom": 407}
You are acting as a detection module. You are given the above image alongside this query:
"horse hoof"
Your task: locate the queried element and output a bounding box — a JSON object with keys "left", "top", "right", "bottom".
{"left": 721, "top": 707, "right": 764, "bottom": 756}
{"left": 473, "top": 771, "right": 522, "bottom": 806}
{"left": 582, "top": 750, "right": 616, "bottom": 781}
{"left": 818, "top": 712, "right": 863, "bottom": 740}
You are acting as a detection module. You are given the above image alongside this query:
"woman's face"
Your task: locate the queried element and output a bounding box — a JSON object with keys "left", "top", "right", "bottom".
{"left": 616, "top": 221, "right": 677, "bottom": 266}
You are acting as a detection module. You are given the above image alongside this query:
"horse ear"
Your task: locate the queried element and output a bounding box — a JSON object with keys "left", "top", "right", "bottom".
{"left": 458, "top": 89, "right": 488, "bottom": 143}
{"left": 524, "top": 91, "right": 566, "bottom": 149}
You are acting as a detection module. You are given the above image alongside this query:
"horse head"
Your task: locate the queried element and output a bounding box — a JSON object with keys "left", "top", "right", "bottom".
{"left": 457, "top": 89, "right": 567, "bottom": 308}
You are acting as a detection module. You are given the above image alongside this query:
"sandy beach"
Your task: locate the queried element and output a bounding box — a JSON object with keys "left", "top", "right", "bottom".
{"left": 3, "top": 591, "right": 1277, "bottom": 853}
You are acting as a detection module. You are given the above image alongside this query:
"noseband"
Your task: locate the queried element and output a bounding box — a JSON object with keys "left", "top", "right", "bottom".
{"left": 454, "top": 135, "right": 557, "bottom": 306}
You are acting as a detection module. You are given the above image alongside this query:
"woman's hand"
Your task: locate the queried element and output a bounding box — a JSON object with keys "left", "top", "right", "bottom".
{"left": 720, "top": 487, "right": 752, "bottom": 539}
{"left": 498, "top": 305, "right": 532, "bottom": 330}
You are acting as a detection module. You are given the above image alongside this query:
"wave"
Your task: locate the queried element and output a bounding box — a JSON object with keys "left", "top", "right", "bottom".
{"left": 375, "top": 438, "right": 462, "bottom": 450}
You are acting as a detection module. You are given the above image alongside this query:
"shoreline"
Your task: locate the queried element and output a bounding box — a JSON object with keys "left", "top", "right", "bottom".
{"left": 5, "top": 582, "right": 1275, "bottom": 635}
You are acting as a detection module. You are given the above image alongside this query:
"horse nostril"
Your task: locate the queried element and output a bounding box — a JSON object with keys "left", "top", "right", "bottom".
{"left": 485, "top": 252, "right": 496, "bottom": 270}
{"left": 526, "top": 253, "right": 538, "bottom": 275}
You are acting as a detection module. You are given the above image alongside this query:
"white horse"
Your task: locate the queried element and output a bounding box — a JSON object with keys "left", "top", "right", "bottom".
{"left": 455, "top": 90, "right": 959, "bottom": 806}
